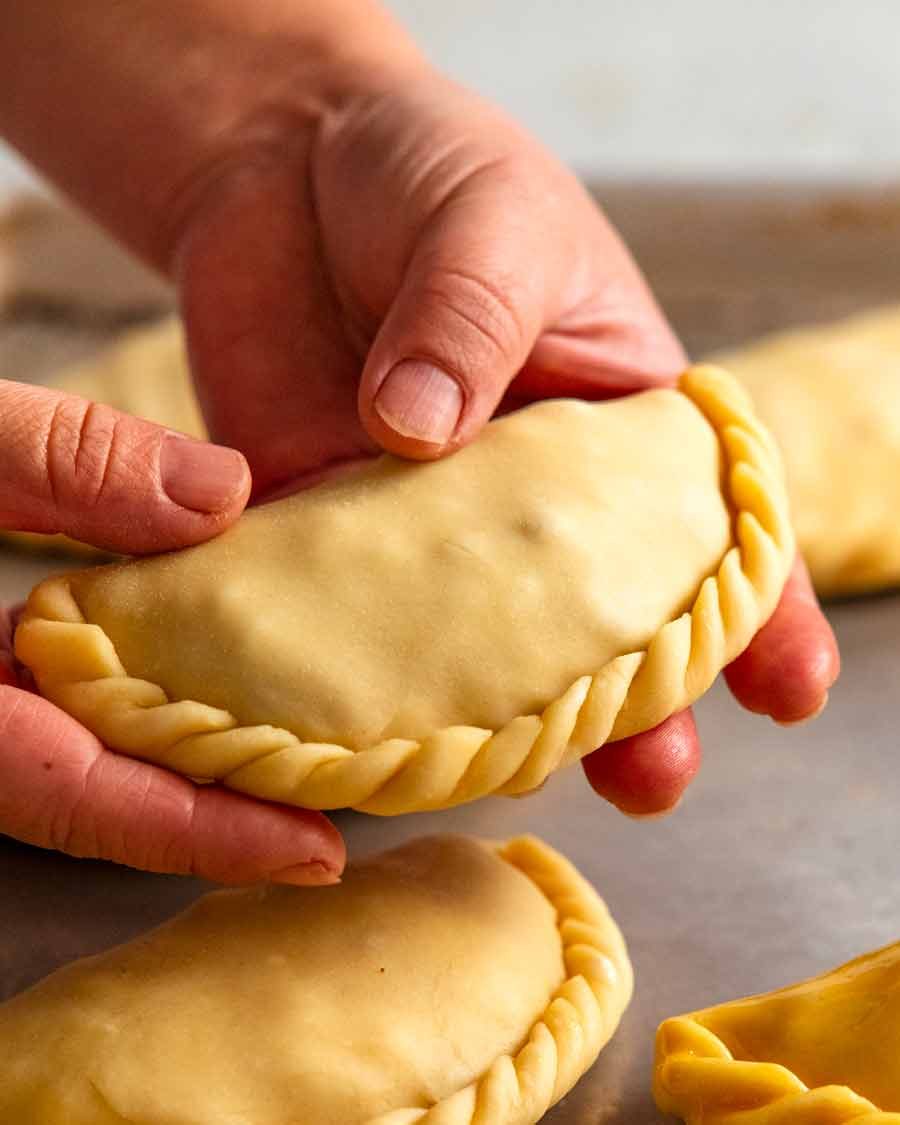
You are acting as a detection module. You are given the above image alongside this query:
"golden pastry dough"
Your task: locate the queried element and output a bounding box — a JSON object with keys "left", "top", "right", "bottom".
{"left": 15, "top": 366, "right": 794, "bottom": 815}
{"left": 0, "top": 834, "right": 632, "bottom": 1125}
{"left": 654, "top": 938, "right": 900, "bottom": 1123}
{"left": 712, "top": 303, "right": 900, "bottom": 597}
{"left": 3, "top": 316, "right": 203, "bottom": 557}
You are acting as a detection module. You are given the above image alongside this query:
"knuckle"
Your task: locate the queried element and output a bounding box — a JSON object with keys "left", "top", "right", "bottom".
{"left": 45, "top": 398, "right": 130, "bottom": 510}
{"left": 424, "top": 267, "right": 527, "bottom": 369}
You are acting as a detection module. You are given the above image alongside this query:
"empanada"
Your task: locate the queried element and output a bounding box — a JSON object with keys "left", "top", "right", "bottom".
{"left": 654, "top": 938, "right": 900, "bottom": 1123}
{"left": 15, "top": 367, "right": 794, "bottom": 815}
{"left": 712, "top": 304, "right": 900, "bottom": 597}
{"left": 0, "top": 834, "right": 632, "bottom": 1125}
{"left": 3, "top": 316, "right": 203, "bottom": 557}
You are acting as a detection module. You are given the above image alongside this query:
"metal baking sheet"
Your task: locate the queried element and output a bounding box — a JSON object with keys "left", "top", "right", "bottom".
{"left": 2, "top": 182, "right": 900, "bottom": 1121}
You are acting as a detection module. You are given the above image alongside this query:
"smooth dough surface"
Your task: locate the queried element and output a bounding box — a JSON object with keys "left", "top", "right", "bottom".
{"left": 0, "top": 835, "right": 632, "bottom": 1125}
{"left": 713, "top": 303, "right": 900, "bottom": 596}
{"left": 75, "top": 389, "right": 729, "bottom": 745}
{"left": 655, "top": 939, "right": 900, "bottom": 1123}
{"left": 16, "top": 369, "right": 795, "bottom": 813}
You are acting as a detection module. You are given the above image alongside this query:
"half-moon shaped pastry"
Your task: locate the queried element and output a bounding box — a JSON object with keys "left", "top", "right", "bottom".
{"left": 4, "top": 316, "right": 204, "bottom": 557}
{"left": 15, "top": 367, "right": 794, "bottom": 815}
{"left": 712, "top": 303, "right": 900, "bottom": 597}
{"left": 654, "top": 938, "right": 900, "bottom": 1123}
{"left": 0, "top": 834, "right": 632, "bottom": 1125}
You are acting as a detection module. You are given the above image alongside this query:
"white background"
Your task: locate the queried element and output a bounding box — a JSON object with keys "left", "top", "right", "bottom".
{"left": 2, "top": 0, "right": 899, "bottom": 193}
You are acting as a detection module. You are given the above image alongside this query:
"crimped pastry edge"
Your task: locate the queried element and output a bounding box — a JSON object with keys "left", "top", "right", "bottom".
{"left": 368, "top": 834, "right": 633, "bottom": 1125}
{"left": 14, "top": 366, "right": 795, "bottom": 815}
{"left": 653, "top": 1012, "right": 900, "bottom": 1124}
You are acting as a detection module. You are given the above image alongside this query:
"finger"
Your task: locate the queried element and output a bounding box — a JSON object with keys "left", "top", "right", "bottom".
{"left": 724, "top": 555, "right": 840, "bottom": 724}
{"left": 0, "top": 686, "right": 345, "bottom": 885}
{"left": 0, "top": 380, "right": 250, "bottom": 554}
{"left": 358, "top": 162, "right": 564, "bottom": 459}
{"left": 581, "top": 709, "right": 701, "bottom": 817}
{"left": 358, "top": 165, "right": 685, "bottom": 459}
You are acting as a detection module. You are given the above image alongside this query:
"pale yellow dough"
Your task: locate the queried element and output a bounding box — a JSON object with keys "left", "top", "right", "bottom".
{"left": 3, "top": 316, "right": 203, "bottom": 557}
{"left": 16, "top": 366, "right": 794, "bottom": 815}
{"left": 655, "top": 938, "right": 900, "bottom": 1123}
{"left": 712, "top": 303, "right": 900, "bottom": 597}
{"left": 0, "top": 834, "right": 632, "bottom": 1125}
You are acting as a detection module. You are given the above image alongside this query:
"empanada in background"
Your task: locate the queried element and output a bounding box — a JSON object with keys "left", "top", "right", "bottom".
{"left": 16, "top": 367, "right": 794, "bottom": 815}
{"left": 713, "top": 304, "right": 900, "bottom": 598}
{"left": 0, "top": 834, "right": 632, "bottom": 1125}
{"left": 655, "top": 937, "right": 900, "bottom": 1123}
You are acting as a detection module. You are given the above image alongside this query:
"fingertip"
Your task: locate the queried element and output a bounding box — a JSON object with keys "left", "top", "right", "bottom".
{"left": 724, "top": 556, "right": 840, "bottom": 724}
{"left": 189, "top": 786, "right": 346, "bottom": 887}
{"left": 160, "top": 433, "right": 251, "bottom": 517}
{"left": 368, "top": 360, "right": 465, "bottom": 457}
{"left": 581, "top": 710, "right": 701, "bottom": 817}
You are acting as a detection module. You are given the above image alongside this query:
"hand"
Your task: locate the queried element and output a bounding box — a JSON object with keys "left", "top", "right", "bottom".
{"left": 0, "top": 381, "right": 344, "bottom": 883}
{"left": 173, "top": 69, "right": 839, "bottom": 816}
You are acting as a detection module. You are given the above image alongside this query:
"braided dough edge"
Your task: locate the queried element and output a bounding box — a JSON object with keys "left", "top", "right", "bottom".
{"left": 14, "top": 365, "right": 795, "bottom": 815}
{"left": 368, "top": 834, "right": 633, "bottom": 1125}
{"left": 654, "top": 1014, "right": 900, "bottom": 1124}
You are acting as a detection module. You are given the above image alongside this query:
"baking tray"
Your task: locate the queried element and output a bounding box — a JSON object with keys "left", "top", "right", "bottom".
{"left": 2, "top": 182, "right": 900, "bottom": 1121}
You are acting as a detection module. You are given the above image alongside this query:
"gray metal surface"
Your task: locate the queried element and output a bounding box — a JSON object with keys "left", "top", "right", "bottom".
{"left": 2, "top": 183, "right": 900, "bottom": 1120}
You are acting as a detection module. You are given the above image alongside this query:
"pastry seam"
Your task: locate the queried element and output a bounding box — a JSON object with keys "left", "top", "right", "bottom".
{"left": 14, "top": 366, "right": 795, "bottom": 815}
{"left": 654, "top": 1013, "right": 900, "bottom": 1123}
{"left": 366, "top": 834, "right": 633, "bottom": 1125}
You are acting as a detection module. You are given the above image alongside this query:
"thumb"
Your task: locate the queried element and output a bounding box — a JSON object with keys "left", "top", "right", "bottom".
{"left": 0, "top": 379, "right": 250, "bottom": 553}
{"left": 358, "top": 182, "right": 563, "bottom": 459}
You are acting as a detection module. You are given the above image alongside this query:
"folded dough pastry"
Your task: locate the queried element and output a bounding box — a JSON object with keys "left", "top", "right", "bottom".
{"left": 712, "top": 303, "right": 900, "bottom": 597}
{"left": 654, "top": 938, "right": 900, "bottom": 1123}
{"left": 16, "top": 366, "right": 794, "bottom": 814}
{"left": 4, "top": 316, "right": 203, "bottom": 557}
{"left": 0, "top": 834, "right": 632, "bottom": 1125}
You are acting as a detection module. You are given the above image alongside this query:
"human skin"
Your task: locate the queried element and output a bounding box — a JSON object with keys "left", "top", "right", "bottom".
{"left": 0, "top": 1, "right": 838, "bottom": 882}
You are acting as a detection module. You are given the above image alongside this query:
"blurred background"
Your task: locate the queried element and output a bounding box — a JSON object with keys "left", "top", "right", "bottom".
{"left": 8, "top": 0, "right": 899, "bottom": 195}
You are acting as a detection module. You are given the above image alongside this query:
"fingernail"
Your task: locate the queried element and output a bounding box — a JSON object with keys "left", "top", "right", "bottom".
{"left": 374, "top": 361, "right": 463, "bottom": 445}
{"left": 272, "top": 861, "right": 342, "bottom": 888}
{"left": 161, "top": 434, "right": 247, "bottom": 513}
{"left": 774, "top": 692, "right": 829, "bottom": 727}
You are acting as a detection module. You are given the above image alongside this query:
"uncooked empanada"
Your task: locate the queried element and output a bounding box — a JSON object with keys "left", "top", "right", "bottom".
{"left": 0, "top": 834, "right": 632, "bottom": 1125}
{"left": 654, "top": 938, "right": 900, "bottom": 1123}
{"left": 712, "top": 304, "right": 900, "bottom": 597}
{"left": 4, "top": 316, "right": 203, "bottom": 557}
{"left": 16, "top": 367, "right": 794, "bottom": 815}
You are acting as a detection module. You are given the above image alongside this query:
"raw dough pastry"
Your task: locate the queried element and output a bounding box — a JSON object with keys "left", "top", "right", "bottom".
{"left": 15, "top": 366, "right": 794, "bottom": 815}
{"left": 0, "top": 834, "right": 633, "bottom": 1125}
{"left": 3, "top": 316, "right": 203, "bottom": 557}
{"left": 712, "top": 303, "right": 900, "bottom": 597}
{"left": 654, "top": 938, "right": 900, "bottom": 1123}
